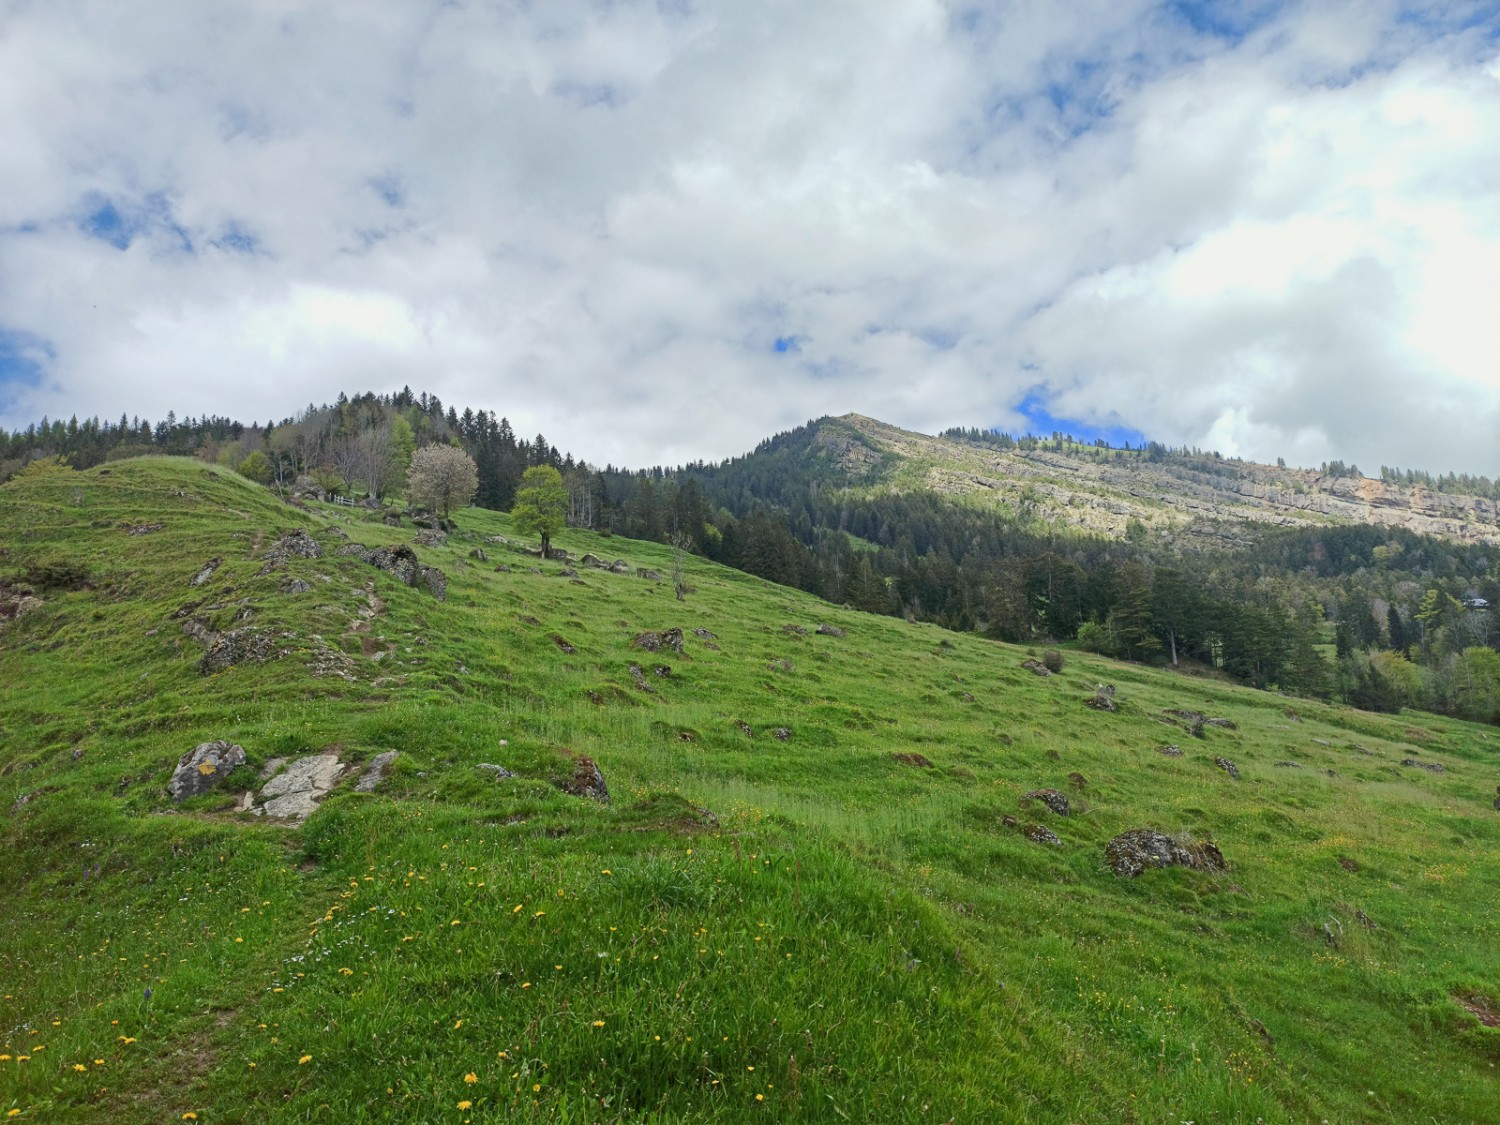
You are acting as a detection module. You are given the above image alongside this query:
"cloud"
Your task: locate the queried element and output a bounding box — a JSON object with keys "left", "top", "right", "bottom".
{"left": 0, "top": 0, "right": 1497, "bottom": 475}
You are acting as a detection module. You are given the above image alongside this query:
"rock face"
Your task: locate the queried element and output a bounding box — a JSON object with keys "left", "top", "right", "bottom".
{"left": 1024, "top": 789, "right": 1071, "bottom": 816}
{"left": 339, "top": 543, "right": 447, "bottom": 600}
{"left": 1105, "top": 829, "right": 1226, "bottom": 878}
{"left": 354, "top": 751, "right": 399, "bottom": 792}
{"left": 258, "top": 755, "right": 346, "bottom": 819}
{"left": 169, "top": 741, "right": 247, "bottom": 800}
{"left": 559, "top": 756, "right": 609, "bottom": 802}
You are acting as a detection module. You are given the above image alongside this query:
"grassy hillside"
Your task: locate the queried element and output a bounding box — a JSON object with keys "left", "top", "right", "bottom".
{"left": 2, "top": 457, "right": 1498, "bottom": 1123}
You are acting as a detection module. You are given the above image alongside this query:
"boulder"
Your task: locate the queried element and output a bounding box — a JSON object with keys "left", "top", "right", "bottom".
{"left": 169, "top": 741, "right": 247, "bottom": 800}
{"left": 1021, "top": 658, "right": 1052, "bottom": 677}
{"left": 1024, "top": 824, "right": 1062, "bottom": 846}
{"left": 1085, "top": 685, "right": 1117, "bottom": 711}
{"left": 632, "top": 628, "right": 684, "bottom": 654}
{"left": 1214, "top": 756, "right": 1241, "bottom": 780}
{"left": 413, "top": 528, "right": 447, "bottom": 547}
{"left": 354, "top": 751, "right": 398, "bottom": 792}
{"left": 1401, "top": 758, "right": 1444, "bottom": 774}
{"left": 1024, "top": 788, "right": 1070, "bottom": 816}
{"left": 1158, "top": 744, "right": 1183, "bottom": 757}
{"left": 1105, "top": 828, "right": 1226, "bottom": 878}
{"left": 280, "top": 578, "right": 312, "bottom": 595}
{"left": 477, "top": 763, "right": 516, "bottom": 779}
{"left": 580, "top": 553, "right": 604, "bottom": 568}
{"left": 258, "top": 754, "right": 345, "bottom": 820}
{"left": 782, "top": 624, "right": 809, "bottom": 636}
{"left": 469, "top": 547, "right": 487, "bottom": 562}
{"left": 421, "top": 567, "right": 448, "bottom": 602}
{"left": 559, "top": 756, "right": 609, "bottom": 802}
{"left": 259, "top": 529, "right": 322, "bottom": 572}
{"left": 771, "top": 727, "right": 792, "bottom": 741}
{"left": 199, "top": 627, "right": 277, "bottom": 674}
{"left": 816, "top": 624, "right": 846, "bottom": 637}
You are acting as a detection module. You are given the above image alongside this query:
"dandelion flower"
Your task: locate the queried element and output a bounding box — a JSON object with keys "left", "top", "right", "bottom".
{"left": 464, "top": 1073, "right": 477, "bottom": 1084}
{"left": 592, "top": 1020, "right": 605, "bottom": 1028}
{"left": 298, "top": 1055, "right": 312, "bottom": 1065}
{"left": 457, "top": 1100, "right": 472, "bottom": 1110}
{"left": 182, "top": 1115, "right": 198, "bottom": 1121}
{"left": 756, "top": 1094, "right": 764, "bottom": 1102}
{"left": 512, "top": 904, "right": 523, "bottom": 913}
{"left": 532, "top": 1083, "right": 541, "bottom": 1092}
{"left": 73, "top": 1063, "right": 87, "bottom": 1072}
{"left": 6, "top": 1111, "right": 19, "bottom": 1118}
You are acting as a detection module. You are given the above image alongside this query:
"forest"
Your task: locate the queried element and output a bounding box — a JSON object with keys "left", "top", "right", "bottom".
{"left": 5, "top": 391, "right": 1498, "bottom": 725}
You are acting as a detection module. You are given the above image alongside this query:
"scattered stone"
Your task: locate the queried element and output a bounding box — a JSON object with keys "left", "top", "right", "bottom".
{"left": 1336, "top": 855, "right": 1359, "bottom": 872}
{"left": 199, "top": 627, "right": 278, "bottom": 674}
{"left": 1205, "top": 718, "right": 1238, "bottom": 730}
{"left": 1024, "top": 824, "right": 1062, "bottom": 846}
{"left": 1352, "top": 744, "right": 1376, "bottom": 756}
{"left": 637, "top": 568, "right": 663, "bottom": 581}
{"left": 692, "top": 627, "right": 718, "bottom": 639}
{"left": 1215, "top": 756, "right": 1241, "bottom": 780}
{"left": 580, "top": 553, "right": 603, "bottom": 568}
{"left": 652, "top": 664, "right": 672, "bottom": 678}
{"left": 1274, "top": 760, "right": 1302, "bottom": 768}
{"left": 476, "top": 763, "right": 516, "bottom": 779}
{"left": 609, "top": 559, "right": 630, "bottom": 574}
{"left": 1105, "top": 828, "right": 1226, "bottom": 878}
{"left": 768, "top": 658, "right": 795, "bottom": 674}
{"left": 0, "top": 587, "right": 43, "bottom": 622}
{"left": 235, "top": 790, "right": 256, "bottom": 813}
{"left": 127, "top": 522, "right": 163, "bottom": 535}
{"left": 258, "top": 529, "right": 323, "bottom": 572}
{"left": 558, "top": 567, "right": 578, "bottom": 578}
{"left": 771, "top": 727, "right": 792, "bottom": 742}
{"left": 1312, "top": 738, "right": 1331, "bottom": 746}
{"left": 190, "top": 559, "right": 222, "bottom": 587}
{"left": 782, "top": 624, "right": 809, "bottom": 636}
{"left": 258, "top": 754, "right": 346, "bottom": 820}
{"left": 413, "top": 528, "right": 447, "bottom": 547}
{"left": 559, "top": 756, "right": 609, "bottom": 802}
{"left": 494, "top": 564, "right": 512, "bottom": 573}
{"left": 1021, "top": 658, "right": 1052, "bottom": 677}
{"left": 324, "top": 526, "right": 349, "bottom": 539}
{"left": 632, "top": 628, "right": 684, "bottom": 654}
{"left": 1067, "top": 772, "right": 1087, "bottom": 790}
{"left": 816, "top": 624, "right": 845, "bottom": 637}
{"left": 892, "top": 752, "right": 933, "bottom": 767}
{"left": 354, "top": 751, "right": 399, "bottom": 792}
{"left": 1085, "top": 685, "right": 1117, "bottom": 711}
{"left": 551, "top": 633, "right": 576, "bottom": 654}
{"left": 169, "top": 741, "right": 247, "bottom": 800}
{"left": 1401, "top": 758, "right": 1444, "bottom": 774}
{"left": 628, "top": 664, "right": 654, "bottom": 692}
{"left": 1001, "top": 815, "right": 1018, "bottom": 828}
{"left": 735, "top": 720, "right": 753, "bottom": 737}
{"left": 280, "top": 578, "right": 312, "bottom": 595}
{"left": 308, "top": 637, "right": 357, "bottom": 680}
{"left": 1024, "top": 788, "right": 1071, "bottom": 816}
{"left": 468, "top": 547, "right": 487, "bottom": 562}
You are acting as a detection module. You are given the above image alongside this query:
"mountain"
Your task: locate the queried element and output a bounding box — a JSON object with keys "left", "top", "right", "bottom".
{"left": 760, "top": 413, "right": 1500, "bottom": 547}
{"left": 2, "top": 456, "right": 1499, "bottom": 1122}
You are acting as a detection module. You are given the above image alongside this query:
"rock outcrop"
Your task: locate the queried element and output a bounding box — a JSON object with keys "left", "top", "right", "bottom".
{"left": 169, "top": 741, "right": 247, "bottom": 800}
{"left": 1105, "top": 828, "right": 1226, "bottom": 878}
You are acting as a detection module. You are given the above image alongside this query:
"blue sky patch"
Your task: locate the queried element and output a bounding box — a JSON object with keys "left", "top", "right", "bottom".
{"left": 772, "top": 335, "right": 800, "bottom": 354}
{"left": 0, "top": 327, "right": 54, "bottom": 414}
{"left": 78, "top": 192, "right": 193, "bottom": 253}
{"left": 211, "top": 221, "right": 261, "bottom": 255}
{"left": 1168, "top": 0, "right": 1286, "bottom": 44}
{"left": 1013, "top": 390, "right": 1149, "bottom": 447}
{"left": 82, "top": 199, "right": 131, "bottom": 249}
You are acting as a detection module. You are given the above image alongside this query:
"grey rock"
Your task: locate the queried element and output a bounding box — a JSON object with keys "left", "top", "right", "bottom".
{"left": 815, "top": 624, "right": 846, "bottom": 637}
{"left": 258, "top": 754, "right": 345, "bottom": 820}
{"left": 169, "top": 741, "right": 247, "bottom": 800}
{"left": 199, "top": 627, "right": 277, "bottom": 674}
{"left": 1274, "top": 760, "right": 1303, "bottom": 768}
{"left": 559, "top": 756, "right": 609, "bottom": 802}
{"left": 1215, "top": 756, "right": 1241, "bottom": 780}
{"left": 1401, "top": 758, "right": 1444, "bottom": 774}
{"left": 280, "top": 578, "right": 312, "bottom": 595}
{"left": 771, "top": 727, "right": 792, "bottom": 741}
{"left": 632, "top": 628, "right": 684, "bottom": 654}
{"left": 190, "top": 559, "right": 222, "bottom": 587}
{"left": 354, "top": 751, "right": 399, "bottom": 792}
{"left": 422, "top": 567, "right": 448, "bottom": 601}
{"left": 1024, "top": 824, "right": 1062, "bottom": 845}
{"left": 782, "top": 624, "right": 809, "bottom": 636}
{"left": 258, "top": 529, "right": 322, "bottom": 573}
{"left": 1024, "top": 788, "right": 1071, "bottom": 816}
{"left": 469, "top": 547, "right": 487, "bottom": 562}
{"left": 413, "top": 528, "right": 448, "bottom": 547}
{"left": 477, "top": 763, "right": 516, "bottom": 779}
{"left": 1021, "top": 658, "right": 1052, "bottom": 677}
{"left": 1106, "top": 828, "right": 1226, "bottom": 878}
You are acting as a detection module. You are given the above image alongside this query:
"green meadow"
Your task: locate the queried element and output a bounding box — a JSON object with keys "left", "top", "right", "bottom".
{"left": 2, "top": 458, "right": 1497, "bottom": 1123}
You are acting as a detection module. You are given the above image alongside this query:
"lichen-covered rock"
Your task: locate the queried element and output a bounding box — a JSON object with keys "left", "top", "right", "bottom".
{"left": 816, "top": 624, "right": 845, "bottom": 637}
{"left": 421, "top": 566, "right": 448, "bottom": 601}
{"left": 258, "top": 529, "right": 322, "bottom": 573}
{"left": 632, "top": 628, "right": 684, "bottom": 654}
{"left": 1215, "top": 757, "right": 1241, "bottom": 780}
{"left": 414, "top": 528, "right": 447, "bottom": 547}
{"left": 782, "top": 624, "right": 809, "bottom": 636}
{"left": 1158, "top": 744, "right": 1183, "bottom": 757}
{"left": 469, "top": 547, "right": 487, "bottom": 562}
{"left": 477, "top": 763, "right": 516, "bottom": 779}
{"left": 1401, "top": 758, "right": 1444, "bottom": 774}
{"left": 1085, "top": 685, "right": 1117, "bottom": 711}
{"left": 1025, "top": 824, "right": 1062, "bottom": 845}
{"left": 1024, "top": 788, "right": 1071, "bottom": 816}
{"left": 1021, "top": 658, "right": 1052, "bottom": 676}
{"left": 199, "top": 627, "right": 277, "bottom": 674}
{"left": 169, "top": 741, "right": 247, "bottom": 800}
{"left": 1105, "top": 828, "right": 1226, "bottom": 878}
{"left": 281, "top": 578, "right": 312, "bottom": 595}
{"left": 559, "top": 756, "right": 609, "bottom": 802}
{"left": 771, "top": 727, "right": 792, "bottom": 741}
{"left": 354, "top": 751, "right": 399, "bottom": 792}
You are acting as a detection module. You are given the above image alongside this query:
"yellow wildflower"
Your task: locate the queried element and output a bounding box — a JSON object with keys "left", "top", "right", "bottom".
{"left": 464, "top": 1073, "right": 477, "bottom": 1084}
{"left": 298, "top": 1055, "right": 312, "bottom": 1065}
{"left": 457, "top": 1101, "right": 472, "bottom": 1111}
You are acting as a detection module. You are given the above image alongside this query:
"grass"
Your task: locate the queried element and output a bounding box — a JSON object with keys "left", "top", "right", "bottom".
{"left": 1, "top": 456, "right": 1498, "bottom": 1122}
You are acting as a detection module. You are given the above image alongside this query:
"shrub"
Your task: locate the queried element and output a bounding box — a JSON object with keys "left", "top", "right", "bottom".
{"left": 1042, "top": 648, "right": 1065, "bottom": 673}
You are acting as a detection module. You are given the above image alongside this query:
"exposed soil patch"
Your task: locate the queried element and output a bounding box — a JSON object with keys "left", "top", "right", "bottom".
{"left": 892, "top": 752, "right": 933, "bottom": 767}
{"left": 1454, "top": 993, "right": 1500, "bottom": 1028}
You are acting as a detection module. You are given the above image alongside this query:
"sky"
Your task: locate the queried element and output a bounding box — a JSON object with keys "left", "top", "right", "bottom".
{"left": 1, "top": 0, "right": 1498, "bottom": 475}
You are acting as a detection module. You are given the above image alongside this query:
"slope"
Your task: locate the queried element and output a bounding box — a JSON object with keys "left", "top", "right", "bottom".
{"left": 1, "top": 457, "right": 1498, "bottom": 1123}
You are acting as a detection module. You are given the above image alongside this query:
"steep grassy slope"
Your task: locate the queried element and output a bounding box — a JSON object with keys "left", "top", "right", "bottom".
{"left": 1, "top": 458, "right": 1498, "bottom": 1123}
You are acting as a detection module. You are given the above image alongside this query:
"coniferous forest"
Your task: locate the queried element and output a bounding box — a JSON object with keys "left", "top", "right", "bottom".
{"left": 6, "top": 389, "right": 1497, "bottom": 725}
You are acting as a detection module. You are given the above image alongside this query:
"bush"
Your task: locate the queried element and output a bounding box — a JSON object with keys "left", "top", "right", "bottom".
{"left": 1042, "top": 648, "right": 1065, "bottom": 673}
{"left": 1075, "top": 620, "right": 1112, "bottom": 654}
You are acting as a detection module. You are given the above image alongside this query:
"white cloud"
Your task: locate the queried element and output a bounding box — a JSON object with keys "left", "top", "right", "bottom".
{"left": 0, "top": 0, "right": 1497, "bottom": 475}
